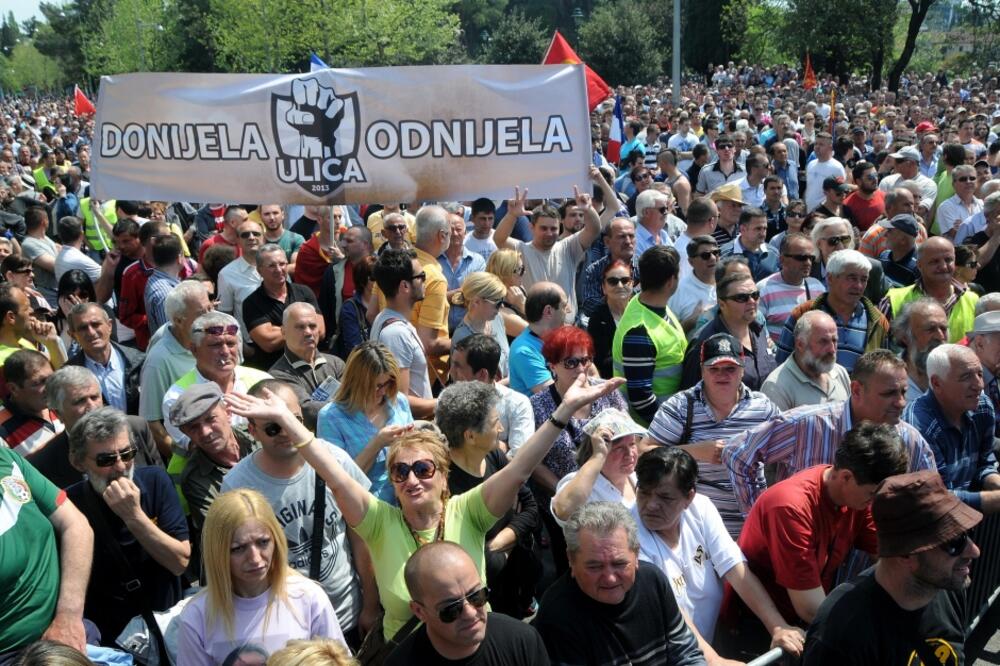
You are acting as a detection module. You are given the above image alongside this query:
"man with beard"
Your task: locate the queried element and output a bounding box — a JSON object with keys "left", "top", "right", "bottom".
{"left": 66, "top": 407, "right": 189, "bottom": 646}
{"left": 844, "top": 161, "right": 886, "bottom": 232}
{"left": 891, "top": 299, "right": 949, "bottom": 404}
{"left": 259, "top": 204, "right": 304, "bottom": 274}
{"left": 762, "top": 311, "right": 851, "bottom": 411}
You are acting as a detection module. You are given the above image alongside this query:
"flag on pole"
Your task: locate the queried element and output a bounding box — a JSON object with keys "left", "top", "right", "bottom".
{"left": 803, "top": 53, "right": 817, "bottom": 90}
{"left": 542, "top": 30, "right": 611, "bottom": 112}
{"left": 309, "top": 53, "right": 329, "bottom": 72}
{"left": 74, "top": 85, "right": 96, "bottom": 116}
{"left": 606, "top": 96, "right": 624, "bottom": 165}
{"left": 829, "top": 86, "right": 837, "bottom": 138}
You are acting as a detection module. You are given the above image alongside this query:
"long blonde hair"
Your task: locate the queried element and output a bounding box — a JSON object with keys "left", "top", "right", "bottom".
{"left": 486, "top": 248, "right": 521, "bottom": 283}
{"left": 334, "top": 341, "right": 401, "bottom": 412}
{"left": 448, "top": 271, "right": 506, "bottom": 308}
{"left": 202, "top": 489, "right": 293, "bottom": 639}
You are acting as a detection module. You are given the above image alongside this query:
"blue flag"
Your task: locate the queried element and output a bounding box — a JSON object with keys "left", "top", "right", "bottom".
{"left": 310, "top": 53, "right": 329, "bottom": 72}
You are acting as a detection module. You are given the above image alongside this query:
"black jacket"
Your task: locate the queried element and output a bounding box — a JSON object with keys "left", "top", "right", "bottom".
{"left": 68, "top": 341, "right": 145, "bottom": 415}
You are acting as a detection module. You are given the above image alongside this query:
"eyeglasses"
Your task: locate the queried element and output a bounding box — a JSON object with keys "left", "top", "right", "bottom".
{"left": 375, "top": 378, "right": 394, "bottom": 392}
{"left": 956, "top": 176, "right": 977, "bottom": 183}
{"left": 11, "top": 268, "right": 33, "bottom": 275}
{"left": 385, "top": 224, "right": 407, "bottom": 233}
{"left": 724, "top": 291, "right": 760, "bottom": 303}
{"left": 262, "top": 415, "right": 305, "bottom": 437}
{"left": 940, "top": 532, "right": 970, "bottom": 557}
{"left": 787, "top": 212, "right": 805, "bottom": 218}
{"left": 435, "top": 587, "right": 490, "bottom": 623}
{"left": 696, "top": 250, "right": 721, "bottom": 260}
{"left": 784, "top": 253, "right": 815, "bottom": 262}
{"left": 408, "top": 272, "right": 427, "bottom": 283}
{"left": 717, "top": 144, "right": 735, "bottom": 150}
{"left": 824, "top": 235, "right": 852, "bottom": 247}
{"left": 239, "top": 230, "right": 263, "bottom": 239}
{"left": 561, "top": 355, "right": 592, "bottom": 370}
{"left": 605, "top": 276, "right": 633, "bottom": 287}
{"left": 483, "top": 298, "right": 502, "bottom": 308}
{"left": 389, "top": 459, "right": 437, "bottom": 483}
{"left": 656, "top": 206, "right": 670, "bottom": 214}
{"left": 94, "top": 446, "right": 138, "bottom": 468}
{"left": 193, "top": 324, "right": 239, "bottom": 336}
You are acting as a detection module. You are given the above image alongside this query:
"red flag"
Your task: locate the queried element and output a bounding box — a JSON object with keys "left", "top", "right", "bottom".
{"left": 74, "top": 85, "right": 96, "bottom": 116}
{"left": 542, "top": 31, "right": 611, "bottom": 112}
{"left": 803, "top": 53, "right": 817, "bottom": 90}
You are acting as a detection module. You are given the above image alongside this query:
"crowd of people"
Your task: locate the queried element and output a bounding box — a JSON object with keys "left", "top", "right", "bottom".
{"left": 1, "top": 60, "right": 1000, "bottom": 665}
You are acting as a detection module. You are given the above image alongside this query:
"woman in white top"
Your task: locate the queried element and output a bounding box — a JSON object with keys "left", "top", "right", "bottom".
{"left": 449, "top": 272, "right": 510, "bottom": 378}
{"left": 633, "top": 447, "right": 805, "bottom": 660}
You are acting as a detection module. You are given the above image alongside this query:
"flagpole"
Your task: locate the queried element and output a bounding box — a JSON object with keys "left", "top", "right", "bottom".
{"left": 672, "top": 0, "right": 681, "bottom": 106}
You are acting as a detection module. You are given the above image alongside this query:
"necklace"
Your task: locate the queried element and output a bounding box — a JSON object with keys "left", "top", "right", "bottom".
{"left": 401, "top": 497, "right": 448, "bottom": 547}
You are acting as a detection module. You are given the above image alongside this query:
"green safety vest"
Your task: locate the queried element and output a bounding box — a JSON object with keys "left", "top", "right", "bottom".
{"left": 79, "top": 198, "right": 118, "bottom": 252}
{"left": 885, "top": 283, "right": 978, "bottom": 343}
{"left": 32, "top": 167, "right": 53, "bottom": 193}
{"left": 612, "top": 296, "right": 687, "bottom": 425}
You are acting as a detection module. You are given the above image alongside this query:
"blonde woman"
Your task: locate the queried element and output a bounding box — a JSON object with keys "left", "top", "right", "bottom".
{"left": 317, "top": 342, "right": 414, "bottom": 503}
{"left": 267, "top": 639, "right": 357, "bottom": 666}
{"left": 449, "top": 272, "right": 510, "bottom": 378}
{"left": 176, "top": 490, "right": 344, "bottom": 665}
{"left": 485, "top": 249, "right": 527, "bottom": 338}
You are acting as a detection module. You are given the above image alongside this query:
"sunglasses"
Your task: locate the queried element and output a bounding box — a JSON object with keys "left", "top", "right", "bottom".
{"left": 514, "top": 265, "right": 525, "bottom": 276}
{"left": 262, "top": 414, "right": 305, "bottom": 437}
{"left": 784, "top": 253, "right": 815, "bottom": 262}
{"left": 717, "top": 144, "right": 735, "bottom": 150}
{"left": 940, "top": 532, "right": 970, "bottom": 557}
{"left": 963, "top": 261, "right": 980, "bottom": 269}
{"left": 194, "top": 324, "right": 239, "bottom": 336}
{"left": 696, "top": 250, "right": 721, "bottom": 260}
{"left": 656, "top": 206, "right": 670, "bottom": 214}
{"left": 824, "top": 235, "right": 852, "bottom": 246}
{"left": 385, "top": 224, "right": 407, "bottom": 233}
{"left": 94, "top": 446, "right": 138, "bottom": 468}
{"left": 787, "top": 212, "right": 805, "bottom": 218}
{"left": 436, "top": 587, "right": 490, "bottom": 623}
{"left": 561, "top": 355, "right": 592, "bottom": 370}
{"left": 956, "top": 176, "right": 977, "bottom": 183}
{"left": 239, "top": 230, "right": 263, "bottom": 239}
{"left": 633, "top": 173, "right": 652, "bottom": 181}
{"left": 408, "top": 272, "right": 427, "bottom": 283}
{"left": 390, "top": 459, "right": 437, "bottom": 484}
{"left": 724, "top": 291, "right": 760, "bottom": 303}
{"left": 605, "top": 276, "right": 632, "bottom": 287}
{"left": 12, "top": 268, "right": 33, "bottom": 275}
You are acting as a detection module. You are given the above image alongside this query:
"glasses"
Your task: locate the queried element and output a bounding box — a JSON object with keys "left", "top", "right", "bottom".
{"left": 717, "top": 144, "right": 735, "bottom": 150}
{"left": 724, "top": 291, "right": 760, "bottom": 303}
{"left": 787, "top": 212, "right": 805, "bottom": 218}
{"left": 784, "top": 253, "right": 815, "bottom": 262}
{"left": 696, "top": 250, "right": 721, "bottom": 260}
{"left": 633, "top": 173, "right": 652, "bottom": 182}
{"left": 483, "top": 298, "right": 502, "bottom": 308}
{"left": 824, "top": 235, "right": 852, "bottom": 247}
{"left": 193, "top": 324, "right": 239, "bottom": 336}
{"left": 435, "top": 587, "right": 490, "bottom": 623}
{"left": 94, "top": 446, "right": 138, "bottom": 468}
{"left": 408, "top": 272, "right": 427, "bottom": 283}
{"left": 605, "top": 276, "right": 632, "bottom": 287}
{"left": 385, "top": 224, "right": 407, "bottom": 233}
{"left": 956, "top": 176, "right": 977, "bottom": 183}
{"left": 239, "top": 230, "right": 263, "bottom": 239}
{"left": 561, "top": 355, "right": 592, "bottom": 370}
{"left": 656, "top": 206, "right": 670, "bottom": 214}
{"left": 940, "top": 532, "right": 970, "bottom": 557}
{"left": 389, "top": 459, "right": 437, "bottom": 483}
{"left": 262, "top": 415, "right": 305, "bottom": 437}
{"left": 375, "top": 378, "right": 394, "bottom": 392}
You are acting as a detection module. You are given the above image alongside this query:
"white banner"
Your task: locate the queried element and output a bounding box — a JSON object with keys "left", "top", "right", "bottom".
{"left": 91, "top": 65, "right": 591, "bottom": 204}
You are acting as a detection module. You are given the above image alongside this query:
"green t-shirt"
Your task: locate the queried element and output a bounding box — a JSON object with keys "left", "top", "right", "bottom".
{"left": 355, "top": 484, "right": 499, "bottom": 640}
{"left": 0, "top": 448, "right": 62, "bottom": 652}
{"left": 273, "top": 229, "right": 305, "bottom": 261}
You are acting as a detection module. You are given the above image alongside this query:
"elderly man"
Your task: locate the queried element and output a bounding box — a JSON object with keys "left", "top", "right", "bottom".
{"left": 803, "top": 471, "right": 982, "bottom": 664}
{"left": 720, "top": 207, "right": 779, "bottom": 281}
{"left": 878, "top": 213, "right": 920, "bottom": 287}
{"left": 709, "top": 181, "right": 744, "bottom": 246}
{"left": 778, "top": 249, "right": 890, "bottom": 373}
{"left": 723, "top": 350, "right": 937, "bottom": 513}
{"left": 439, "top": 204, "right": 485, "bottom": 334}
{"left": 66, "top": 407, "right": 189, "bottom": 646}
{"left": 902, "top": 344, "right": 1000, "bottom": 513}
{"left": 170, "top": 382, "right": 258, "bottom": 535}
{"left": 935, "top": 164, "right": 983, "bottom": 239}
{"left": 0, "top": 350, "right": 63, "bottom": 456}
{"left": 969, "top": 311, "right": 1000, "bottom": 430}
{"left": 762, "top": 311, "right": 852, "bottom": 411}
{"left": 532, "top": 502, "right": 705, "bottom": 665}
{"left": 879, "top": 145, "right": 939, "bottom": 212}
{"left": 221, "top": 380, "right": 375, "bottom": 645}
{"left": 242, "top": 243, "right": 319, "bottom": 371}
{"left": 388, "top": 542, "right": 550, "bottom": 665}
{"left": 880, "top": 237, "right": 978, "bottom": 343}
{"left": 810, "top": 217, "right": 888, "bottom": 304}
{"left": 377, "top": 211, "right": 413, "bottom": 254}
{"left": 757, "top": 232, "right": 826, "bottom": 343}
{"left": 632, "top": 189, "right": 673, "bottom": 255}
{"left": 962, "top": 191, "right": 1000, "bottom": 294}
{"left": 890, "top": 298, "right": 949, "bottom": 404}
{"left": 509, "top": 282, "right": 571, "bottom": 396}
{"left": 268, "top": 302, "right": 346, "bottom": 431}
{"left": 580, "top": 217, "right": 638, "bottom": 319}
{"left": 65, "top": 302, "right": 144, "bottom": 414}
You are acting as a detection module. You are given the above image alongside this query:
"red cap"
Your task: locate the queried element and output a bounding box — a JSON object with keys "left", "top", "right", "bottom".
{"left": 915, "top": 121, "right": 938, "bottom": 133}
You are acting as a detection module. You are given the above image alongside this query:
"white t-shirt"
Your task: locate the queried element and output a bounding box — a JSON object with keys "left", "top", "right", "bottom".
{"left": 372, "top": 308, "right": 432, "bottom": 399}
{"left": 804, "top": 158, "right": 845, "bottom": 212}
{"left": 508, "top": 236, "right": 585, "bottom": 322}
{"left": 669, "top": 274, "right": 717, "bottom": 323}
{"left": 551, "top": 470, "right": 637, "bottom": 527}
{"left": 935, "top": 194, "right": 983, "bottom": 236}
{"left": 464, "top": 232, "right": 498, "bottom": 262}
{"left": 54, "top": 245, "right": 102, "bottom": 284}
{"left": 878, "top": 172, "right": 938, "bottom": 211}
{"left": 635, "top": 494, "right": 745, "bottom": 640}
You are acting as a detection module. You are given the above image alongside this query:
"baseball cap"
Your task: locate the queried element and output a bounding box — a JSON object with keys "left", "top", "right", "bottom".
{"left": 851, "top": 126, "right": 866, "bottom": 135}
{"left": 709, "top": 182, "right": 744, "bottom": 205}
{"left": 170, "top": 383, "right": 224, "bottom": 428}
{"left": 700, "top": 333, "right": 744, "bottom": 367}
{"left": 888, "top": 145, "right": 921, "bottom": 162}
{"left": 915, "top": 121, "right": 938, "bottom": 133}
{"left": 882, "top": 213, "right": 919, "bottom": 237}
{"left": 822, "top": 177, "right": 851, "bottom": 194}
{"left": 872, "top": 471, "right": 982, "bottom": 558}
{"left": 968, "top": 311, "right": 1000, "bottom": 338}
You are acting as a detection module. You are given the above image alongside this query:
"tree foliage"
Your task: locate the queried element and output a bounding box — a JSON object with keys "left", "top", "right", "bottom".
{"left": 578, "top": 0, "right": 663, "bottom": 85}
{"left": 456, "top": 0, "right": 509, "bottom": 56}
{"left": 721, "top": 0, "right": 790, "bottom": 67}
{"left": 0, "top": 12, "right": 21, "bottom": 58}
{"left": 478, "top": 8, "right": 549, "bottom": 64}
{"left": 684, "top": 0, "right": 731, "bottom": 75}
{"left": 82, "top": 0, "right": 182, "bottom": 74}
{"left": 33, "top": 1, "right": 96, "bottom": 85}
{"left": 4, "top": 42, "right": 64, "bottom": 91}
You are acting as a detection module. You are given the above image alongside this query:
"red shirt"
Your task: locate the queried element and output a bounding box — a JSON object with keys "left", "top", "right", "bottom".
{"left": 198, "top": 233, "right": 242, "bottom": 265}
{"left": 292, "top": 235, "right": 331, "bottom": 298}
{"left": 843, "top": 190, "right": 886, "bottom": 232}
{"left": 118, "top": 257, "right": 199, "bottom": 350}
{"left": 341, "top": 260, "right": 356, "bottom": 303}
{"left": 728, "top": 465, "right": 877, "bottom": 625}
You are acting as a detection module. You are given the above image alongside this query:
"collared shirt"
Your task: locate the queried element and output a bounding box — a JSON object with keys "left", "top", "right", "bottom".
{"left": 763, "top": 203, "right": 787, "bottom": 240}
{"left": 495, "top": 382, "right": 534, "bottom": 457}
{"left": 736, "top": 177, "right": 766, "bottom": 208}
{"left": 757, "top": 273, "right": 826, "bottom": 343}
{"left": 143, "top": 269, "right": 180, "bottom": 336}
{"left": 268, "top": 349, "right": 346, "bottom": 428}
{"left": 217, "top": 258, "right": 263, "bottom": 322}
{"left": 696, "top": 160, "right": 746, "bottom": 194}
{"left": 722, "top": 400, "right": 937, "bottom": 513}
{"left": 772, "top": 160, "right": 799, "bottom": 199}
{"left": 635, "top": 222, "right": 671, "bottom": 257}
{"left": 0, "top": 400, "right": 64, "bottom": 456}
{"left": 919, "top": 153, "right": 940, "bottom": 179}
{"left": 438, "top": 247, "right": 486, "bottom": 332}
{"left": 760, "top": 356, "right": 852, "bottom": 411}
{"left": 879, "top": 248, "right": 919, "bottom": 287}
{"left": 902, "top": 391, "right": 999, "bottom": 510}
{"left": 936, "top": 194, "right": 984, "bottom": 236}
{"left": 412, "top": 247, "right": 450, "bottom": 336}
{"left": 721, "top": 236, "right": 779, "bottom": 282}
{"left": 181, "top": 427, "right": 258, "bottom": 532}
{"left": 879, "top": 277, "right": 970, "bottom": 323}
{"left": 83, "top": 345, "right": 126, "bottom": 411}
{"left": 139, "top": 325, "right": 195, "bottom": 422}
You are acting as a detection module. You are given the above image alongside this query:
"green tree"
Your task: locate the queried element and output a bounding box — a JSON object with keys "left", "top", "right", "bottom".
{"left": 886, "top": 0, "right": 939, "bottom": 91}
{"left": 173, "top": 0, "right": 217, "bottom": 72}
{"left": 721, "top": 0, "right": 789, "bottom": 68}
{"left": 684, "top": 0, "right": 732, "bottom": 77}
{"left": 478, "top": 8, "right": 548, "bottom": 64}
{"left": 33, "top": 1, "right": 97, "bottom": 85}
{"left": 7, "top": 42, "right": 64, "bottom": 91}
{"left": 82, "top": 0, "right": 182, "bottom": 74}
{"left": 0, "top": 11, "right": 21, "bottom": 57}
{"left": 578, "top": 0, "right": 663, "bottom": 85}
{"left": 456, "top": 0, "right": 509, "bottom": 56}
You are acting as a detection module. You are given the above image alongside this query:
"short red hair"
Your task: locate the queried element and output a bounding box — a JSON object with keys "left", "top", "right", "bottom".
{"left": 542, "top": 325, "right": 595, "bottom": 364}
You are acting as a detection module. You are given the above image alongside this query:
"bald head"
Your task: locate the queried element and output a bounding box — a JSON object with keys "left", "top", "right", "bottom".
{"left": 404, "top": 542, "right": 475, "bottom": 601}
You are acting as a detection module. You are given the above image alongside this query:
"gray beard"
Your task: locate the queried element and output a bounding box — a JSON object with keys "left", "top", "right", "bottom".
{"left": 88, "top": 465, "right": 134, "bottom": 495}
{"left": 802, "top": 349, "right": 836, "bottom": 375}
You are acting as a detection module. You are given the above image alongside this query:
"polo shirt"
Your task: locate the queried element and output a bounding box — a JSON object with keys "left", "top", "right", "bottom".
{"left": 0, "top": 400, "right": 64, "bottom": 456}
{"left": 139, "top": 325, "right": 195, "bottom": 423}
{"left": 241, "top": 282, "right": 318, "bottom": 370}
{"left": 181, "top": 427, "right": 258, "bottom": 532}
{"left": 720, "top": 236, "right": 779, "bottom": 281}
{"left": 757, "top": 273, "right": 826, "bottom": 343}
{"left": 267, "top": 350, "right": 346, "bottom": 429}
{"left": 635, "top": 223, "right": 671, "bottom": 257}
{"left": 760, "top": 356, "right": 852, "bottom": 412}
{"left": 696, "top": 161, "right": 745, "bottom": 194}
{"left": 217, "top": 257, "right": 263, "bottom": 323}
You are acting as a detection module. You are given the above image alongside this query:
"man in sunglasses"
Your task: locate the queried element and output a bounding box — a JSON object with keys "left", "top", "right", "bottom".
{"left": 696, "top": 134, "right": 745, "bottom": 195}
{"left": 65, "top": 406, "right": 189, "bottom": 647}
{"left": 757, "top": 232, "right": 825, "bottom": 343}
{"left": 670, "top": 235, "right": 719, "bottom": 331}
{"left": 803, "top": 470, "right": 981, "bottom": 664}
{"left": 935, "top": 164, "right": 983, "bottom": 240}
{"left": 633, "top": 189, "right": 673, "bottom": 256}
{"left": 217, "top": 217, "right": 265, "bottom": 327}
{"left": 387, "top": 541, "right": 549, "bottom": 665}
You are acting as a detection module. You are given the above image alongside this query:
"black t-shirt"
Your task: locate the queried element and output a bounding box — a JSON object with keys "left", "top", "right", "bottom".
{"left": 385, "top": 613, "right": 550, "bottom": 666}
{"left": 241, "top": 282, "right": 319, "bottom": 370}
{"left": 970, "top": 230, "right": 1000, "bottom": 294}
{"left": 290, "top": 215, "right": 317, "bottom": 239}
{"left": 803, "top": 568, "right": 966, "bottom": 665}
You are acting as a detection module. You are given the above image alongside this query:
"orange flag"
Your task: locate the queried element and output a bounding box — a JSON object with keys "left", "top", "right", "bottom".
{"left": 74, "top": 85, "right": 96, "bottom": 116}
{"left": 803, "top": 53, "right": 817, "bottom": 90}
{"left": 542, "top": 30, "right": 611, "bottom": 112}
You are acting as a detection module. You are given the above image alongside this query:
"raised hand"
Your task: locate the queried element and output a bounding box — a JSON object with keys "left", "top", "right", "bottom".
{"left": 507, "top": 186, "right": 530, "bottom": 218}
{"left": 562, "top": 373, "right": 625, "bottom": 411}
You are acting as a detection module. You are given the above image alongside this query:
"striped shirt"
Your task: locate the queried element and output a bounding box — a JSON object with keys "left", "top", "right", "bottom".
{"left": 721, "top": 400, "right": 937, "bottom": 513}
{"left": 756, "top": 273, "right": 826, "bottom": 343}
{"left": 776, "top": 297, "right": 872, "bottom": 372}
{"left": 647, "top": 382, "right": 778, "bottom": 539}
{"left": 143, "top": 269, "right": 180, "bottom": 336}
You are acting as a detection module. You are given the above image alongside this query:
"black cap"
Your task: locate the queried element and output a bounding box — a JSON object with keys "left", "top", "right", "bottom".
{"left": 700, "top": 333, "right": 744, "bottom": 367}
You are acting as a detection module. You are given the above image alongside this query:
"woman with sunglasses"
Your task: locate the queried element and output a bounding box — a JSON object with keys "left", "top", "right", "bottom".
{"left": 2, "top": 254, "right": 52, "bottom": 314}
{"left": 588, "top": 260, "right": 634, "bottom": 378}
{"left": 485, "top": 249, "right": 527, "bottom": 340}
{"left": 317, "top": 342, "right": 414, "bottom": 503}
{"left": 177, "top": 489, "right": 345, "bottom": 664}
{"left": 449, "top": 272, "right": 510, "bottom": 378}
{"left": 224, "top": 371, "right": 624, "bottom": 650}
{"left": 955, "top": 244, "right": 985, "bottom": 295}
{"left": 55, "top": 269, "right": 116, "bottom": 356}
{"left": 767, "top": 199, "right": 808, "bottom": 253}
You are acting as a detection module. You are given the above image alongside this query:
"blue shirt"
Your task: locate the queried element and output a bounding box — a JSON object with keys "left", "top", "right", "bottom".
{"left": 902, "top": 390, "right": 999, "bottom": 510}
{"left": 773, "top": 160, "right": 799, "bottom": 200}
{"left": 143, "top": 269, "right": 180, "bottom": 336}
{"left": 776, "top": 298, "right": 871, "bottom": 372}
{"left": 579, "top": 254, "right": 640, "bottom": 319}
{"left": 879, "top": 249, "right": 918, "bottom": 288}
{"left": 635, "top": 223, "right": 670, "bottom": 257}
{"left": 438, "top": 247, "right": 486, "bottom": 332}
{"left": 720, "top": 236, "right": 780, "bottom": 282}
{"left": 509, "top": 329, "right": 550, "bottom": 396}
{"left": 83, "top": 345, "right": 126, "bottom": 412}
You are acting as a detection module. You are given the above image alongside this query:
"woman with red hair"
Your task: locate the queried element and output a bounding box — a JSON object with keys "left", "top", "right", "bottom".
{"left": 529, "top": 325, "right": 628, "bottom": 574}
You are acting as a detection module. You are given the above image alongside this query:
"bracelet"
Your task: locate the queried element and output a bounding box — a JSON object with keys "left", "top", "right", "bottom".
{"left": 547, "top": 414, "right": 568, "bottom": 430}
{"left": 292, "top": 437, "right": 315, "bottom": 450}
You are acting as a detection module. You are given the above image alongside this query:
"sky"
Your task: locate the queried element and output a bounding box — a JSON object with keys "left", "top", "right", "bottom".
{"left": 1, "top": 0, "right": 47, "bottom": 26}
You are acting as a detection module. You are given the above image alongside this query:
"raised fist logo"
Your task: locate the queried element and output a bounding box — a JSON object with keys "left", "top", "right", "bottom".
{"left": 272, "top": 77, "right": 357, "bottom": 159}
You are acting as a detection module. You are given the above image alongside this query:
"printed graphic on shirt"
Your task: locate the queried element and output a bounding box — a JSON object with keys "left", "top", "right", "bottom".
{"left": 0, "top": 462, "right": 31, "bottom": 536}
{"left": 907, "top": 637, "right": 958, "bottom": 666}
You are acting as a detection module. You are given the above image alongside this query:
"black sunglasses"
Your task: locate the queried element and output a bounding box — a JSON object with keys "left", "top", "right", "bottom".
{"left": 656, "top": 206, "right": 670, "bottom": 214}
{"left": 724, "top": 291, "right": 760, "bottom": 303}
{"left": 95, "top": 446, "right": 138, "bottom": 468}
{"left": 194, "top": 324, "right": 239, "bottom": 336}
{"left": 956, "top": 176, "right": 977, "bottom": 183}
{"left": 940, "top": 532, "right": 970, "bottom": 557}
{"left": 605, "top": 276, "right": 632, "bottom": 287}
{"left": 239, "top": 230, "right": 263, "bottom": 239}
{"left": 262, "top": 414, "right": 305, "bottom": 437}
{"left": 390, "top": 459, "right": 437, "bottom": 483}
{"left": 436, "top": 587, "right": 490, "bottom": 623}
{"left": 824, "top": 235, "right": 852, "bottom": 246}
{"left": 561, "top": 355, "right": 592, "bottom": 370}
{"left": 385, "top": 224, "right": 407, "bottom": 233}
{"left": 783, "top": 253, "right": 815, "bottom": 262}
{"left": 696, "top": 250, "right": 721, "bottom": 260}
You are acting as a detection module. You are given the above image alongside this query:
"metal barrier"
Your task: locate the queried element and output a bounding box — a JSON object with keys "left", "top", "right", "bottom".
{"left": 967, "top": 511, "right": 1000, "bottom": 631}
{"left": 746, "top": 647, "right": 784, "bottom": 666}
